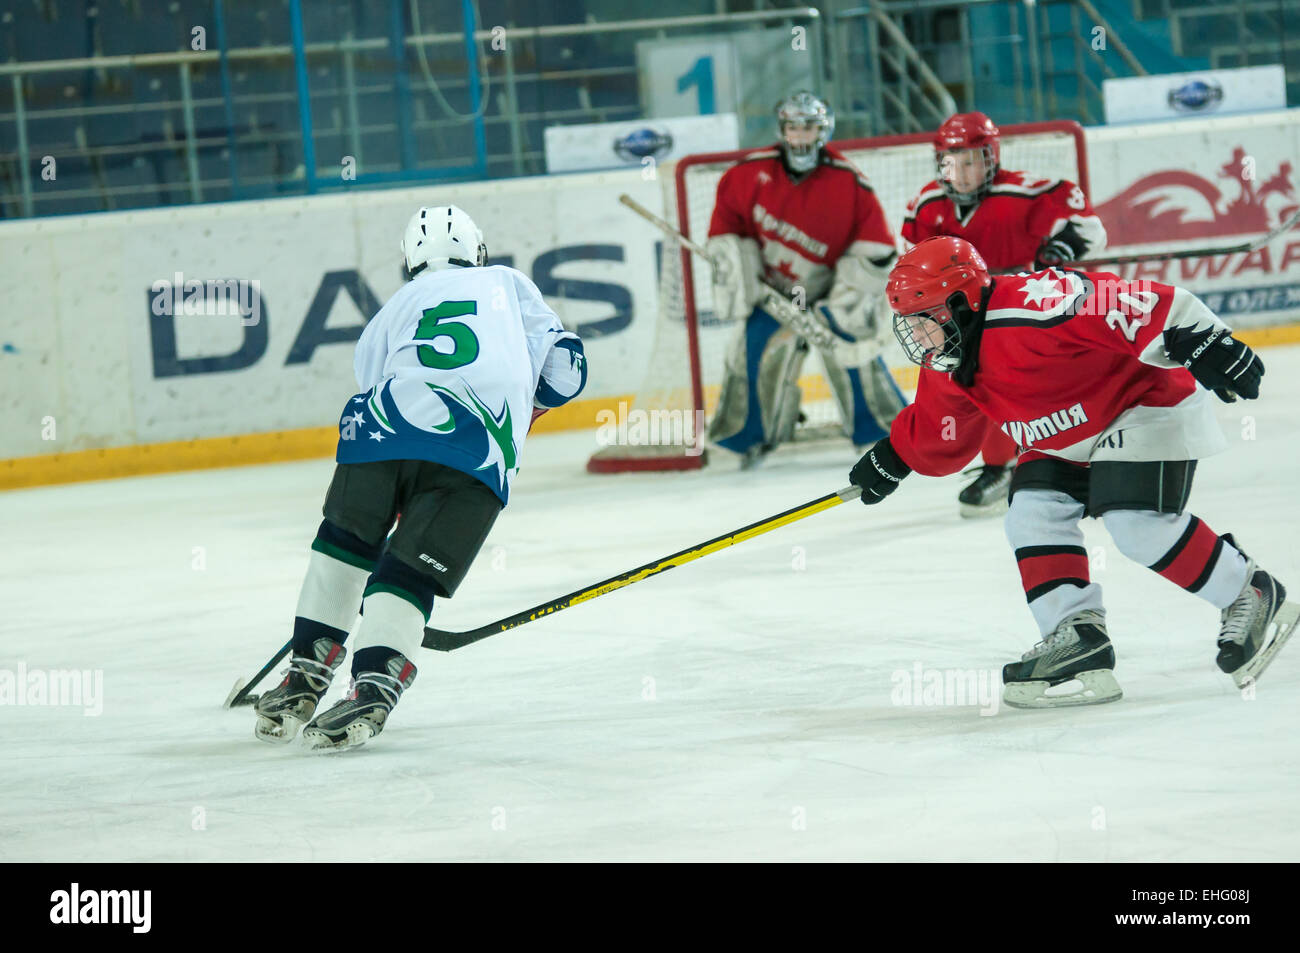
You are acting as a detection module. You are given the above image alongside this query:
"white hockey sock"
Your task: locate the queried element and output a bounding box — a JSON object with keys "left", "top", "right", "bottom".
{"left": 353, "top": 591, "right": 425, "bottom": 663}
{"left": 295, "top": 550, "right": 369, "bottom": 633}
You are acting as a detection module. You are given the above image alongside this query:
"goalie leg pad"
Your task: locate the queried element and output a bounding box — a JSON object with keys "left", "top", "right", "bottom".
{"left": 710, "top": 307, "right": 808, "bottom": 454}
{"left": 762, "top": 332, "right": 809, "bottom": 451}
{"left": 821, "top": 348, "right": 908, "bottom": 446}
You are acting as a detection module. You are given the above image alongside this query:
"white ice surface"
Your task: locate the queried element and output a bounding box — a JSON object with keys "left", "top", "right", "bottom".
{"left": 4, "top": 349, "right": 1300, "bottom": 862}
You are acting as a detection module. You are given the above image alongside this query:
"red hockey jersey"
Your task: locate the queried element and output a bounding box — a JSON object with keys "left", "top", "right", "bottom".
{"left": 709, "top": 147, "right": 897, "bottom": 301}
{"left": 901, "top": 169, "right": 1105, "bottom": 272}
{"left": 889, "top": 268, "right": 1229, "bottom": 476}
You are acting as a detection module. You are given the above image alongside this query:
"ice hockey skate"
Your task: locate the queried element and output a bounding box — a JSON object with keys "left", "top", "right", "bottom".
{"left": 302, "top": 653, "right": 417, "bottom": 751}
{"left": 957, "top": 463, "right": 1011, "bottom": 519}
{"left": 1216, "top": 560, "right": 1299, "bottom": 688}
{"left": 1002, "top": 610, "right": 1122, "bottom": 709}
{"left": 254, "top": 638, "right": 346, "bottom": 744}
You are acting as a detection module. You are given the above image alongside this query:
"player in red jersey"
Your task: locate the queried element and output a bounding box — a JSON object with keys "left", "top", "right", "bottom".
{"left": 849, "top": 236, "right": 1297, "bottom": 708}
{"left": 902, "top": 112, "right": 1108, "bottom": 517}
{"left": 706, "top": 91, "right": 906, "bottom": 466}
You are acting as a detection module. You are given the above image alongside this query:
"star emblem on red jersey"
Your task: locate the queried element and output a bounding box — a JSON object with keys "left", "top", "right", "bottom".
{"left": 1020, "top": 274, "right": 1065, "bottom": 307}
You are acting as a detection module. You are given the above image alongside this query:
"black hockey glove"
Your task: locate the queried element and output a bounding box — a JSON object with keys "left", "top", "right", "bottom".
{"left": 1034, "top": 239, "right": 1074, "bottom": 270}
{"left": 1165, "top": 325, "right": 1264, "bottom": 402}
{"left": 849, "top": 438, "right": 911, "bottom": 505}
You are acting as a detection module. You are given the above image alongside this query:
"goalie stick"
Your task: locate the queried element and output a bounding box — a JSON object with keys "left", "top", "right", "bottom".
{"left": 419, "top": 484, "right": 863, "bottom": 652}
{"left": 617, "top": 193, "right": 836, "bottom": 348}
{"left": 224, "top": 486, "right": 862, "bottom": 703}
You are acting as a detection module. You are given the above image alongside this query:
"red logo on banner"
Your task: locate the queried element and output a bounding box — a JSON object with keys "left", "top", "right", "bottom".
{"left": 1097, "top": 146, "right": 1298, "bottom": 242}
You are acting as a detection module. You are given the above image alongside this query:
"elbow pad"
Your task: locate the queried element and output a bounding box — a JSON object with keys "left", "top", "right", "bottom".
{"left": 534, "top": 333, "right": 587, "bottom": 408}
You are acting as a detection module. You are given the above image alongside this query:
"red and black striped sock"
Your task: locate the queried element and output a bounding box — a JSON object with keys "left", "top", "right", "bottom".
{"left": 1148, "top": 516, "right": 1226, "bottom": 595}
{"left": 1015, "top": 544, "right": 1091, "bottom": 604}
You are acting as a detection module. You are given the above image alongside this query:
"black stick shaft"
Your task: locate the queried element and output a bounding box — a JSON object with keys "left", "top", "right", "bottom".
{"left": 227, "top": 639, "right": 290, "bottom": 707}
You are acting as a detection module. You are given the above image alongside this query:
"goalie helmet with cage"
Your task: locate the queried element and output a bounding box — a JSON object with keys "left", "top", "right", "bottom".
{"left": 402, "top": 204, "right": 488, "bottom": 279}
{"left": 934, "top": 111, "right": 1001, "bottom": 203}
{"left": 776, "top": 91, "right": 835, "bottom": 174}
{"left": 887, "top": 236, "right": 991, "bottom": 372}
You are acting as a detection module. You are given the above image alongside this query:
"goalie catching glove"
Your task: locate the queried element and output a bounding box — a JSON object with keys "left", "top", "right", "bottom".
{"left": 815, "top": 252, "right": 895, "bottom": 343}
{"left": 707, "top": 233, "right": 764, "bottom": 323}
{"left": 849, "top": 437, "right": 911, "bottom": 504}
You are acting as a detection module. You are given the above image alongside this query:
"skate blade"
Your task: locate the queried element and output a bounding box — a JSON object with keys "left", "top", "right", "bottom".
{"left": 224, "top": 677, "right": 256, "bottom": 708}
{"left": 1003, "top": 669, "right": 1123, "bottom": 709}
{"left": 1231, "top": 601, "right": 1300, "bottom": 688}
{"left": 254, "top": 712, "right": 305, "bottom": 745}
{"left": 959, "top": 498, "right": 1009, "bottom": 520}
{"left": 301, "top": 722, "right": 375, "bottom": 752}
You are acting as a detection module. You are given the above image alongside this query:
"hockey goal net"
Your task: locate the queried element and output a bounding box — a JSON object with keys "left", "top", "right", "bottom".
{"left": 587, "top": 121, "right": 1089, "bottom": 473}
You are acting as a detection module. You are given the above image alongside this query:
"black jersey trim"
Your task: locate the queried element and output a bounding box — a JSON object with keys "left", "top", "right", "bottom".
{"left": 910, "top": 178, "right": 1069, "bottom": 224}
{"left": 982, "top": 274, "right": 1096, "bottom": 330}
{"left": 824, "top": 156, "right": 876, "bottom": 193}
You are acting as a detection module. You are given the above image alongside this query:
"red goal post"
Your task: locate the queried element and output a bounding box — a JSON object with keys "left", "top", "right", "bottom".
{"left": 587, "top": 121, "right": 1090, "bottom": 474}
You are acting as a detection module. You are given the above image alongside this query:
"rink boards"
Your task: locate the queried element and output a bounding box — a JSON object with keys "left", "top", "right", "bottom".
{"left": 4, "top": 109, "right": 1300, "bottom": 487}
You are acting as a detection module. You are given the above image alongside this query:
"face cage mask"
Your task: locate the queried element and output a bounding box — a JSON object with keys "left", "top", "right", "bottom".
{"left": 893, "top": 305, "right": 964, "bottom": 372}
{"left": 937, "top": 144, "right": 997, "bottom": 203}
{"left": 779, "top": 119, "right": 830, "bottom": 173}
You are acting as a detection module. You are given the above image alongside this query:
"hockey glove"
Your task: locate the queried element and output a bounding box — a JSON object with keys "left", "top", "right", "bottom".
{"left": 849, "top": 437, "right": 911, "bottom": 505}
{"left": 1034, "top": 238, "right": 1075, "bottom": 270}
{"left": 706, "top": 234, "right": 764, "bottom": 323}
{"left": 1167, "top": 325, "right": 1264, "bottom": 402}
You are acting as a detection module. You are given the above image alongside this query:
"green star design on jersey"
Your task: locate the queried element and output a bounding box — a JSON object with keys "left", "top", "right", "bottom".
{"left": 427, "top": 382, "right": 518, "bottom": 491}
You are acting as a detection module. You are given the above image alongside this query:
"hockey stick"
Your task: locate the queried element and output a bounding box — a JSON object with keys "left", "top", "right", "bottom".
{"left": 617, "top": 193, "right": 835, "bottom": 348}
{"left": 226, "top": 485, "right": 862, "bottom": 701}
{"left": 224, "top": 639, "right": 290, "bottom": 708}
{"left": 420, "top": 485, "right": 863, "bottom": 652}
{"left": 1063, "top": 207, "right": 1300, "bottom": 269}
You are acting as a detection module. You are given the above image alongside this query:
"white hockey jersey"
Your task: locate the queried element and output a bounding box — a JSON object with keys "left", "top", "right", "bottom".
{"left": 336, "top": 264, "right": 586, "bottom": 503}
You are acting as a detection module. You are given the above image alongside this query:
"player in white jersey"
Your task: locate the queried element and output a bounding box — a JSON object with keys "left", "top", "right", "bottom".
{"left": 254, "top": 205, "right": 587, "bottom": 750}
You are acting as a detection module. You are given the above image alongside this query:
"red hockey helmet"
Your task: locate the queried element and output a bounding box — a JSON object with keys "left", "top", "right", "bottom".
{"left": 933, "top": 112, "right": 1000, "bottom": 202}
{"left": 887, "top": 236, "right": 992, "bottom": 372}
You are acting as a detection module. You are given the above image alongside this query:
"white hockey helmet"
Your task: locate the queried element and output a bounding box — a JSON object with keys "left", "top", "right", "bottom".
{"left": 401, "top": 205, "right": 488, "bottom": 277}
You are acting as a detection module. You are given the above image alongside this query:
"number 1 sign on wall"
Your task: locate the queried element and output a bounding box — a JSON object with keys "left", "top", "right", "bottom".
{"left": 636, "top": 38, "right": 737, "bottom": 119}
{"left": 677, "top": 56, "right": 715, "bottom": 114}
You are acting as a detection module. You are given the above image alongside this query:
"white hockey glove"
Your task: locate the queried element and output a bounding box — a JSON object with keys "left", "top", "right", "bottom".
{"left": 706, "top": 233, "right": 764, "bottom": 323}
